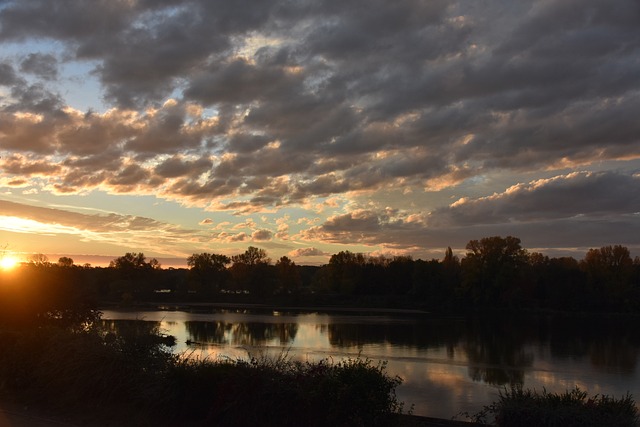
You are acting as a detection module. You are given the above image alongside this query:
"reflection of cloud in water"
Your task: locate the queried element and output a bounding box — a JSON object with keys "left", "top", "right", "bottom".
{"left": 291, "top": 323, "right": 331, "bottom": 351}
{"left": 389, "top": 354, "right": 499, "bottom": 419}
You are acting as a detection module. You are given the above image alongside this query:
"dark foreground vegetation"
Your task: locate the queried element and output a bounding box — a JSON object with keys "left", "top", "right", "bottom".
{"left": 0, "top": 309, "right": 404, "bottom": 427}
{"left": 468, "top": 386, "right": 639, "bottom": 427}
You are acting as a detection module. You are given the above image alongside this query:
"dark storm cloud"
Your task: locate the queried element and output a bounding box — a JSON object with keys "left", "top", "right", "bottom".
{"left": 0, "top": 61, "right": 20, "bottom": 86}
{"left": 0, "top": 0, "right": 133, "bottom": 41}
{"left": 19, "top": 53, "right": 58, "bottom": 80}
{"left": 430, "top": 171, "right": 640, "bottom": 227}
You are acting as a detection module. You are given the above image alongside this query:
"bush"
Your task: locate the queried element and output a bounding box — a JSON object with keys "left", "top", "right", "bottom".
{"left": 155, "top": 353, "right": 404, "bottom": 427}
{"left": 473, "top": 386, "right": 639, "bottom": 427}
{"left": 0, "top": 314, "right": 405, "bottom": 427}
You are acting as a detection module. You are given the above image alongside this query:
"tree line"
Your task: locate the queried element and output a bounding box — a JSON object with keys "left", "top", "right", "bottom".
{"left": 4, "top": 236, "right": 640, "bottom": 315}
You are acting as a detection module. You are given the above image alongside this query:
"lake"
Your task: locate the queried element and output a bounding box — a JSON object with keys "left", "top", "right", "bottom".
{"left": 101, "top": 308, "right": 640, "bottom": 420}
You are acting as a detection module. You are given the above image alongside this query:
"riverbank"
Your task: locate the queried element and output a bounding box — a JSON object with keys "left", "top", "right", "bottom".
{"left": 100, "top": 300, "right": 432, "bottom": 315}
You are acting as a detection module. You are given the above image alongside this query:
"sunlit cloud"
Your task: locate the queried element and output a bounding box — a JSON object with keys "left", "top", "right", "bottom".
{"left": 0, "top": 215, "right": 81, "bottom": 236}
{"left": 288, "top": 247, "right": 330, "bottom": 258}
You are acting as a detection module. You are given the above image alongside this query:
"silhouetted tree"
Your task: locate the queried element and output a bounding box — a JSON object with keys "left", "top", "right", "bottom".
{"left": 275, "top": 256, "right": 301, "bottom": 295}
{"left": 442, "top": 247, "right": 461, "bottom": 297}
{"left": 461, "top": 236, "right": 529, "bottom": 307}
{"left": 28, "top": 253, "right": 50, "bottom": 267}
{"left": 386, "top": 256, "right": 414, "bottom": 295}
{"left": 58, "top": 257, "right": 74, "bottom": 267}
{"left": 582, "top": 245, "right": 635, "bottom": 310}
{"left": 231, "top": 246, "right": 270, "bottom": 266}
{"left": 230, "top": 247, "right": 273, "bottom": 296}
{"left": 410, "top": 259, "right": 443, "bottom": 304}
{"left": 187, "top": 253, "right": 231, "bottom": 294}
{"left": 108, "top": 252, "right": 160, "bottom": 301}
{"left": 327, "top": 251, "right": 366, "bottom": 294}
{"left": 110, "top": 253, "right": 155, "bottom": 270}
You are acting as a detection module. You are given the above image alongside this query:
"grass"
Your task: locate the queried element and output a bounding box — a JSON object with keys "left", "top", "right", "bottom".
{"left": 468, "top": 385, "right": 639, "bottom": 426}
{"left": 0, "top": 312, "right": 405, "bottom": 427}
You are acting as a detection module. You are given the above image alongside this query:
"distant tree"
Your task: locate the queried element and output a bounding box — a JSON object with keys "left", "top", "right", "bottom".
{"left": 461, "top": 236, "right": 529, "bottom": 307}
{"left": 28, "top": 253, "right": 50, "bottom": 266}
{"left": 231, "top": 246, "right": 270, "bottom": 266}
{"left": 386, "top": 256, "right": 414, "bottom": 295}
{"left": 327, "top": 251, "right": 366, "bottom": 294}
{"left": 230, "top": 247, "right": 273, "bottom": 296}
{"left": 108, "top": 253, "right": 160, "bottom": 300}
{"left": 583, "top": 245, "right": 633, "bottom": 271}
{"left": 581, "top": 245, "right": 635, "bottom": 310}
{"left": 275, "top": 256, "right": 301, "bottom": 295}
{"left": 188, "top": 253, "right": 231, "bottom": 271}
{"left": 148, "top": 258, "right": 162, "bottom": 270}
{"left": 110, "top": 252, "right": 149, "bottom": 270}
{"left": 58, "top": 257, "right": 74, "bottom": 267}
{"left": 410, "top": 259, "right": 441, "bottom": 302}
{"left": 187, "top": 253, "right": 231, "bottom": 294}
{"left": 442, "top": 247, "right": 461, "bottom": 290}
{"left": 538, "top": 256, "right": 586, "bottom": 310}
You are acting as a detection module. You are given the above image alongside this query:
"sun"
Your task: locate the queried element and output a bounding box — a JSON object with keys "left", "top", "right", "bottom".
{"left": 0, "top": 255, "right": 19, "bottom": 270}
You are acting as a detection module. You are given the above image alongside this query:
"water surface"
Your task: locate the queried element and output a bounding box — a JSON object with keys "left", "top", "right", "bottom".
{"left": 101, "top": 309, "right": 640, "bottom": 419}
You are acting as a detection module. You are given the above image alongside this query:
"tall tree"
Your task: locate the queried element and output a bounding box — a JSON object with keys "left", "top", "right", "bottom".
{"left": 461, "top": 236, "right": 529, "bottom": 307}
{"left": 230, "top": 247, "right": 273, "bottom": 296}
{"left": 57, "top": 257, "right": 74, "bottom": 267}
{"left": 231, "top": 246, "right": 270, "bottom": 265}
{"left": 327, "top": 251, "right": 366, "bottom": 294}
{"left": 275, "top": 256, "right": 301, "bottom": 295}
{"left": 187, "top": 253, "right": 231, "bottom": 294}
{"left": 582, "top": 245, "right": 634, "bottom": 309}
{"left": 108, "top": 253, "right": 160, "bottom": 301}
{"left": 29, "top": 253, "right": 50, "bottom": 267}
{"left": 109, "top": 252, "right": 151, "bottom": 270}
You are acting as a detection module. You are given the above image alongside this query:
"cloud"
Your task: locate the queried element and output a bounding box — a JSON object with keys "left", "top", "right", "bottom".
{"left": 430, "top": 171, "right": 640, "bottom": 227}
{"left": 0, "top": 199, "right": 207, "bottom": 256}
{"left": 19, "top": 53, "right": 58, "bottom": 80}
{"left": 251, "top": 229, "right": 273, "bottom": 241}
{"left": 199, "top": 218, "right": 213, "bottom": 225}
{"left": 1, "top": 0, "right": 640, "bottom": 259}
{"left": 288, "top": 247, "right": 329, "bottom": 258}
{"left": 228, "top": 232, "right": 248, "bottom": 242}
{"left": 0, "top": 61, "right": 21, "bottom": 86}
{"left": 296, "top": 171, "right": 640, "bottom": 255}
{"left": 0, "top": 0, "right": 638, "bottom": 212}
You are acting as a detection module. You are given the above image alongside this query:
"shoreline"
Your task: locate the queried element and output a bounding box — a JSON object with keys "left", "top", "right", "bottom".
{"left": 99, "top": 300, "right": 433, "bottom": 315}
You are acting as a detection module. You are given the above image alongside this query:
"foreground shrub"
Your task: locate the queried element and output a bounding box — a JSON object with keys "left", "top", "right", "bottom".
{"left": 0, "top": 317, "right": 404, "bottom": 427}
{"left": 152, "top": 353, "right": 404, "bottom": 427}
{"left": 0, "top": 322, "right": 176, "bottom": 425}
{"left": 473, "top": 386, "right": 639, "bottom": 427}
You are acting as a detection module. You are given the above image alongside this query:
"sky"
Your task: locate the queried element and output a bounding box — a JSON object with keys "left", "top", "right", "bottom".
{"left": 0, "top": 0, "right": 639, "bottom": 267}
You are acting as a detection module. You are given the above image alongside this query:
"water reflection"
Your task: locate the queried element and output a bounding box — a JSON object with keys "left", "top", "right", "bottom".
{"left": 100, "top": 310, "right": 640, "bottom": 419}
{"left": 185, "top": 321, "right": 298, "bottom": 347}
